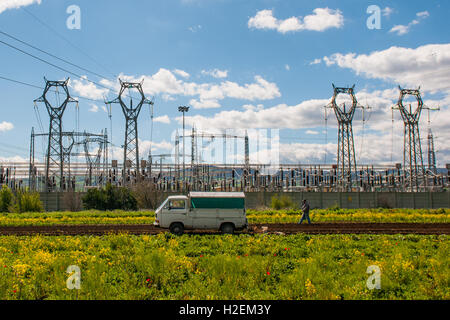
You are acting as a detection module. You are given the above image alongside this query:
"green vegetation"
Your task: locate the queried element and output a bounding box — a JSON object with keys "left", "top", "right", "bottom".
{"left": 13, "top": 190, "right": 44, "bottom": 213}
{"left": 82, "top": 184, "right": 138, "bottom": 211}
{"left": 0, "top": 186, "right": 43, "bottom": 213}
{"left": 0, "top": 185, "right": 14, "bottom": 212}
{"left": 247, "top": 208, "right": 450, "bottom": 224}
{"left": 0, "top": 233, "right": 447, "bottom": 300}
{"left": 0, "top": 208, "right": 448, "bottom": 227}
{"left": 270, "top": 195, "right": 298, "bottom": 210}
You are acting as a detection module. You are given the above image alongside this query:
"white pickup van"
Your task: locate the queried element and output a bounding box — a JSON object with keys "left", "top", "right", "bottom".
{"left": 153, "top": 192, "right": 248, "bottom": 235}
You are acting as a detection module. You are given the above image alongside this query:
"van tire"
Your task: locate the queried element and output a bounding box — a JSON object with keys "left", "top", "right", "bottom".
{"left": 221, "top": 223, "right": 235, "bottom": 235}
{"left": 170, "top": 223, "right": 184, "bottom": 236}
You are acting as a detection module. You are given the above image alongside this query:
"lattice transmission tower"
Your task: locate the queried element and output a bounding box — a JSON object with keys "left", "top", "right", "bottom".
{"left": 106, "top": 80, "right": 153, "bottom": 185}
{"left": 393, "top": 86, "right": 426, "bottom": 191}
{"left": 326, "top": 84, "right": 365, "bottom": 191}
{"left": 34, "top": 78, "right": 78, "bottom": 192}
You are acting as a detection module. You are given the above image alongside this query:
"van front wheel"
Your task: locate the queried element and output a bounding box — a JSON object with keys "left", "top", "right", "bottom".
{"left": 170, "top": 223, "right": 184, "bottom": 236}
{"left": 221, "top": 223, "right": 235, "bottom": 235}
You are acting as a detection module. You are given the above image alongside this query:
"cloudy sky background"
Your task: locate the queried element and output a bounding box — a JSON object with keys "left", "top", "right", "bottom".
{"left": 0, "top": 0, "right": 449, "bottom": 166}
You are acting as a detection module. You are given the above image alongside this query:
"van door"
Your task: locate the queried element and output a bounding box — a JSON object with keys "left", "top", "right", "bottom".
{"left": 163, "top": 199, "right": 192, "bottom": 229}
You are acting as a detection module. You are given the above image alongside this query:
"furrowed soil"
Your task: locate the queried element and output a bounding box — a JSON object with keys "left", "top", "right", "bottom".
{"left": 0, "top": 222, "right": 448, "bottom": 236}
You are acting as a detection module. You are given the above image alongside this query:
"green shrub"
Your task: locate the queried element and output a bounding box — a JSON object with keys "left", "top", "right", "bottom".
{"left": 271, "top": 195, "right": 298, "bottom": 210}
{"left": 271, "top": 196, "right": 282, "bottom": 210}
{"left": 327, "top": 204, "right": 341, "bottom": 211}
{"left": 0, "top": 185, "right": 14, "bottom": 212}
{"left": 14, "top": 190, "right": 43, "bottom": 213}
{"left": 82, "top": 184, "right": 138, "bottom": 211}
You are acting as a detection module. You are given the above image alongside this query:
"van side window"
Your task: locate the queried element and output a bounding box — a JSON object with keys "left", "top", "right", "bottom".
{"left": 169, "top": 200, "right": 185, "bottom": 210}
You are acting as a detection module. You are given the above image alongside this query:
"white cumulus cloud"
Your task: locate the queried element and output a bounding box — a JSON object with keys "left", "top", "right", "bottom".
{"left": 0, "top": 121, "right": 14, "bottom": 132}
{"left": 323, "top": 43, "right": 450, "bottom": 93}
{"left": 89, "top": 104, "right": 99, "bottom": 113}
{"left": 0, "top": 0, "right": 41, "bottom": 14}
{"left": 248, "top": 8, "right": 344, "bottom": 34}
{"left": 173, "top": 69, "right": 190, "bottom": 78}
{"left": 389, "top": 11, "right": 429, "bottom": 35}
{"left": 153, "top": 115, "right": 171, "bottom": 124}
{"left": 70, "top": 77, "right": 109, "bottom": 100}
{"left": 201, "top": 69, "right": 228, "bottom": 79}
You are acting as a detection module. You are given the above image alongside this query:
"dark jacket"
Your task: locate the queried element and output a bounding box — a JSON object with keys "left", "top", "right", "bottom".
{"left": 302, "top": 202, "right": 310, "bottom": 214}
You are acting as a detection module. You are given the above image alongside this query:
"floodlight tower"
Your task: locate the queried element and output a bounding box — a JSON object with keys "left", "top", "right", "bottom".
{"left": 34, "top": 78, "right": 78, "bottom": 192}
{"left": 106, "top": 80, "right": 153, "bottom": 185}
{"left": 393, "top": 86, "right": 426, "bottom": 192}
{"left": 326, "top": 84, "right": 364, "bottom": 191}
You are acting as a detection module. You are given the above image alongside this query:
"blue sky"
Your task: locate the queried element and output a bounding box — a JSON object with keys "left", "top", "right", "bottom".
{"left": 0, "top": 0, "right": 449, "bottom": 166}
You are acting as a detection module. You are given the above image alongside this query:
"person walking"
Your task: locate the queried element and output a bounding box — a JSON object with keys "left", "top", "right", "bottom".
{"left": 298, "top": 199, "right": 311, "bottom": 224}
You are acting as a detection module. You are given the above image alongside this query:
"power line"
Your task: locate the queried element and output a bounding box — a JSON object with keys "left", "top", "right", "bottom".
{"left": 22, "top": 7, "right": 117, "bottom": 79}
{"left": 0, "top": 36, "right": 141, "bottom": 104}
{"left": 0, "top": 29, "right": 108, "bottom": 80}
{"left": 0, "top": 38, "right": 113, "bottom": 93}
{"left": 0, "top": 75, "right": 43, "bottom": 90}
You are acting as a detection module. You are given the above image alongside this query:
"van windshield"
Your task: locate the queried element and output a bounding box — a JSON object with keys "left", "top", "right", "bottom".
{"left": 156, "top": 199, "right": 168, "bottom": 212}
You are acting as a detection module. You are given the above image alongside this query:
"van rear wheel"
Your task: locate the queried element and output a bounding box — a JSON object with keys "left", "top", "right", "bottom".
{"left": 221, "top": 223, "right": 235, "bottom": 235}
{"left": 170, "top": 223, "right": 184, "bottom": 236}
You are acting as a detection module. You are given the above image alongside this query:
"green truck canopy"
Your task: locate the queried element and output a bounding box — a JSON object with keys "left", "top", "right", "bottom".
{"left": 189, "top": 192, "right": 245, "bottom": 209}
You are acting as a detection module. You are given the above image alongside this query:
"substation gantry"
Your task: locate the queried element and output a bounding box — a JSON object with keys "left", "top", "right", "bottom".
{"left": 29, "top": 130, "right": 108, "bottom": 191}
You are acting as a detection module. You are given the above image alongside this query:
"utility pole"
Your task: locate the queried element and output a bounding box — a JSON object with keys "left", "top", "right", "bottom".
{"left": 178, "top": 106, "right": 190, "bottom": 184}
{"left": 106, "top": 80, "right": 153, "bottom": 185}
{"left": 34, "top": 78, "right": 77, "bottom": 192}
{"left": 326, "top": 84, "right": 365, "bottom": 191}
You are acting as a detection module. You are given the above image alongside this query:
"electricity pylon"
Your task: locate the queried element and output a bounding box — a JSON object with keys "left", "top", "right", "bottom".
{"left": 393, "top": 86, "right": 426, "bottom": 192}
{"left": 106, "top": 80, "right": 153, "bottom": 185}
{"left": 326, "top": 84, "right": 365, "bottom": 191}
{"left": 34, "top": 78, "right": 78, "bottom": 192}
